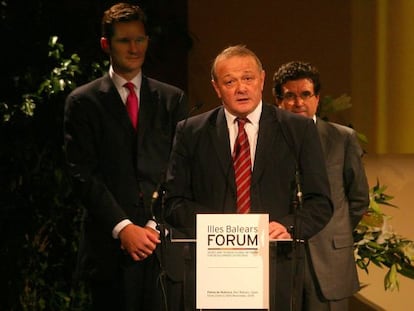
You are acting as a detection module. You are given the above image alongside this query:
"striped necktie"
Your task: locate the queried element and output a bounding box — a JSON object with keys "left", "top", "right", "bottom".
{"left": 233, "top": 117, "right": 251, "bottom": 214}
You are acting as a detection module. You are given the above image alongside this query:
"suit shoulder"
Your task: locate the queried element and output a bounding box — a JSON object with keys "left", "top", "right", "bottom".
{"left": 66, "top": 76, "right": 111, "bottom": 105}
{"left": 64, "top": 76, "right": 116, "bottom": 116}
{"left": 273, "top": 106, "right": 315, "bottom": 131}
{"left": 270, "top": 105, "right": 310, "bottom": 122}
{"left": 178, "top": 107, "right": 221, "bottom": 130}
{"left": 324, "top": 120, "right": 356, "bottom": 137}
{"left": 69, "top": 76, "right": 107, "bottom": 95}
{"left": 145, "top": 77, "right": 184, "bottom": 95}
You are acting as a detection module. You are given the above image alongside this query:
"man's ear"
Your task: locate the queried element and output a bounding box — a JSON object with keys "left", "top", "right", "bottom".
{"left": 100, "top": 37, "right": 110, "bottom": 53}
{"left": 211, "top": 79, "right": 222, "bottom": 99}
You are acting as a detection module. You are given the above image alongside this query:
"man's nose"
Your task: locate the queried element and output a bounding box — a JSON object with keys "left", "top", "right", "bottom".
{"left": 235, "top": 81, "right": 248, "bottom": 92}
{"left": 293, "top": 95, "right": 305, "bottom": 104}
{"left": 129, "top": 41, "right": 139, "bottom": 51}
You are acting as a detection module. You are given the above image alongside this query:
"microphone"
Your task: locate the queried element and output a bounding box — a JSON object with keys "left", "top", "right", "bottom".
{"left": 292, "top": 163, "right": 303, "bottom": 234}
{"left": 275, "top": 108, "right": 303, "bottom": 238}
{"left": 150, "top": 172, "right": 166, "bottom": 225}
{"left": 274, "top": 107, "right": 303, "bottom": 311}
{"left": 180, "top": 101, "right": 203, "bottom": 129}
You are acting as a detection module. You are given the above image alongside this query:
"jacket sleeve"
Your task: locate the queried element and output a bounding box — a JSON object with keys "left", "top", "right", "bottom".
{"left": 343, "top": 128, "right": 370, "bottom": 228}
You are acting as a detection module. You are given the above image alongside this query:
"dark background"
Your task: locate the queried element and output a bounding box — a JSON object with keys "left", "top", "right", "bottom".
{"left": 0, "top": 0, "right": 190, "bottom": 97}
{"left": 0, "top": 1, "right": 190, "bottom": 309}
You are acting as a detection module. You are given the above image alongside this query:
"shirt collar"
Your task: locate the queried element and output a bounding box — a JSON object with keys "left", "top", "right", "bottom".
{"left": 109, "top": 66, "right": 142, "bottom": 91}
{"left": 224, "top": 101, "right": 262, "bottom": 128}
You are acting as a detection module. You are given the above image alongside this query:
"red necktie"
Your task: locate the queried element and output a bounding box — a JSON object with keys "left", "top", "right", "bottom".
{"left": 233, "top": 118, "right": 251, "bottom": 214}
{"left": 124, "top": 82, "right": 139, "bottom": 130}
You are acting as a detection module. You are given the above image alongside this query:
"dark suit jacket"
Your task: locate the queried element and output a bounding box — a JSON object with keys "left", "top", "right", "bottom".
{"left": 64, "top": 74, "right": 187, "bottom": 281}
{"left": 165, "top": 103, "right": 333, "bottom": 239}
{"left": 164, "top": 103, "right": 333, "bottom": 310}
{"left": 307, "top": 118, "right": 369, "bottom": 300}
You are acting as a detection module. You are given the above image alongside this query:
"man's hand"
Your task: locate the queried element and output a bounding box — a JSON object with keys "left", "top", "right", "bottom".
{"left": 269, "top": 221, "right": 291, "bottom": 239}
{"left": 118, "top": 224, "right": 160, "bottom": 261}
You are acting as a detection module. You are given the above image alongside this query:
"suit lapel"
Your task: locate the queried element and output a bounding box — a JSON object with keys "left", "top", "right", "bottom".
{"left": 210, "top": 108, "right": 235, "bottom": 190}
{"left": 251, "top": 104, "right": 277, "bottom": 186}
{"left": 99, "top": 75, "right": 135, "bottom": 136}
{"left": 137, "top": 76, "right": 155, "bottom": 147}
{"left": 316, "top": 118, "right": 332, "bottom": 159}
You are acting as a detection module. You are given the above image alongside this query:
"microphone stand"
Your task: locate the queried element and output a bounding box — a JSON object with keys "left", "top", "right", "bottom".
{"left": 150, "top": 182, "right": 169, "bottom": 311}
{"left": 158, "top": 189, "right": 169, "bottom": 311}
{"left": 290, "top": 164, "right": 303, "bottom": 311}
{"left": 152, "top": 102, "right": 204, "bottom": 311}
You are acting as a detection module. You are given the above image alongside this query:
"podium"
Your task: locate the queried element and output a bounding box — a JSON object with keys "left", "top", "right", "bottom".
{"left": 170, "top": 214, "right": 305, "bottom": 311}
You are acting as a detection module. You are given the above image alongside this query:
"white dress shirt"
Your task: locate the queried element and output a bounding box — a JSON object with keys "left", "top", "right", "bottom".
{"left": 224, "top": 101, "right": 262, "bottom": 168}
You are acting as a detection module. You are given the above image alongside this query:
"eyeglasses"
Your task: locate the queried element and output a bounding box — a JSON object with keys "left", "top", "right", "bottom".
{"left": 279, "top": 91, "right": 315, "bottom": 101}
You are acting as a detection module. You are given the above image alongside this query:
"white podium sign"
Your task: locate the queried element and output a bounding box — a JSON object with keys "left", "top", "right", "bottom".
{"left": 196, "top": 214, "right": 269, "bottom": 309}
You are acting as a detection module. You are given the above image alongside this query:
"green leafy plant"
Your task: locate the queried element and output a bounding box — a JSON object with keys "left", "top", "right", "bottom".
{"left": 354, "top": 181, "right": 414, "bottom": 291}
{"left": 319, "top": 95, "right": 414, "bottom": 291}
{"left": 0, "top": 36, "right": 109, "bottom": 310}
{"left": 319, "top": 94, "right": 368, "bottom": 144}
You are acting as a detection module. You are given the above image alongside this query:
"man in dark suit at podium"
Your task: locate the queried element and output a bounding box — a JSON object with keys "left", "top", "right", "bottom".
{"left": 164, "top": 45, "right": 333, "bottom": 311}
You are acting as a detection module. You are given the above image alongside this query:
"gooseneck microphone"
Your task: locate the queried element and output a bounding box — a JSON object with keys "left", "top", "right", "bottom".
{"left": 290, "top": 162, "right": 303, "bottom": 311}
{"left": 275, "top": 107, "right": 304, "bottom": 311}
{"left": 180, "top": 101, "right": 204, "bottom": 131}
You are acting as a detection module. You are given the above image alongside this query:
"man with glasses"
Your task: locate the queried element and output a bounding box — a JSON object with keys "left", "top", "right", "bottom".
{"left": 64, "top": 3, "right": 188, "bottom": 310}
{"left": 273, "top": 61, "right": 369, "bottom": 311}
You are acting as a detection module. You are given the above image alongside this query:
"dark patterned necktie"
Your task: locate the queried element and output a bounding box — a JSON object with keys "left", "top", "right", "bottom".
{"left": 124, "top": 82, "right": 139, "bottom": 130}
{"left": 233, "top": 118, "right": 251, "bottom": 214}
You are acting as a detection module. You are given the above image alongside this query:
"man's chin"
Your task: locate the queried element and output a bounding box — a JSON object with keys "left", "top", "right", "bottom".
{"left": 294, "top": 111, "right": 309, "bottom": 118}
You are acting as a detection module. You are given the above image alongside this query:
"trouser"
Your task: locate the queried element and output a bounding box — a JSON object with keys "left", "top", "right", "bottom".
{"left": 90, "top": 254, "right": 163, "bottom": 311}
{"left": 302, "top": 253, "right": 349, "bottom": 311}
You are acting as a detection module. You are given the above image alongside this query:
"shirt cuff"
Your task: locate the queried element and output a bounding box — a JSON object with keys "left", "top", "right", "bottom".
{"left": 112, "top": 219, "right": 133, "bottom": 239}
{"left": 146, "top": 219, "right": 169, "bottom": 236}
{"left": 146, "top": 219, "right": 160, "bottom": 233}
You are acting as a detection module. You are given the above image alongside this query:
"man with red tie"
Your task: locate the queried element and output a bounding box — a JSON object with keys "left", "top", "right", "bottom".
{"left": 164, "top": 45, "right": 333, "bottom": 310}
{"left": 64, "top": 3, "right": 187, "bottom": 310}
